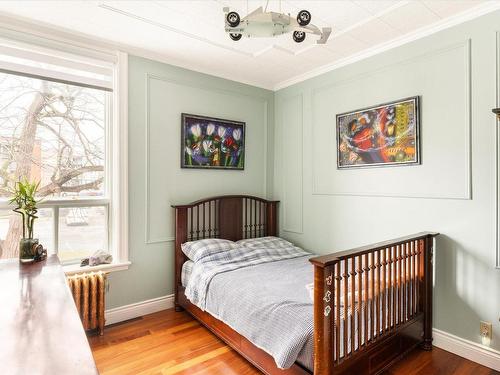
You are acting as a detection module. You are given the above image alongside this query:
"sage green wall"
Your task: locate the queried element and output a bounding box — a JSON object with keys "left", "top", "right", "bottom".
{"left": 274, "top": 11, "right": 500, "bottom": 350}
{"left": 105, "top": 10, "right": 500, "bottom": 353}
{"left": 106, "top": 55, "right": 274, "bottom": 309}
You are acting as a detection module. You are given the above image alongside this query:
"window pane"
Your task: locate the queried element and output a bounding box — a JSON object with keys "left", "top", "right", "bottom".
{"left": 0, "top": 71, "right": 107, "bottom": 200}
{"left": 35, "top": 208, "right": 54, "bottom": 253}
{"left": 58, "top": 206, "right": 107, "bottom": 263}
{"left": 0, "top": 208, "right": 53, "bottom": 259}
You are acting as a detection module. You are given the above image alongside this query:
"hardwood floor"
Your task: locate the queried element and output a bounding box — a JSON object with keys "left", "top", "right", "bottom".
{"left": 89, "top": 309, "right": 499, "bottom": 375}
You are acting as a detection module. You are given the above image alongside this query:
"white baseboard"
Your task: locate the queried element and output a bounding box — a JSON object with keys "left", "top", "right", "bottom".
{"left": 433, "top": 328, "right": 500, "bottom": 371}
{"left": 105, "top": 294, "right": 174, "bottom": 326}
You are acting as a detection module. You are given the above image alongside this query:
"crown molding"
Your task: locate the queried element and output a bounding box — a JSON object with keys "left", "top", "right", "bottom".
{"left": 273, "top": 2, "right": 500, "bottom": 91}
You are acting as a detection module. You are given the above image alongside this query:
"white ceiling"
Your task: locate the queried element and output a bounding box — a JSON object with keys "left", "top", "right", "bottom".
{"left": 0, "top": 0, "right": 499, "bottom": 90}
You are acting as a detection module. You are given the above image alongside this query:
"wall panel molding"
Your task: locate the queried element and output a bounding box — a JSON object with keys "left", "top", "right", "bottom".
{"left": 144, "top": 73, "right": 270, "bottom": 244}
{"left": 310, "top": 40, "right": 472, "bottom": 200}
{"left": 281, "top": 93, "right": 304, "bottom": 234}
{"left": 496, "top": 31, "right": 500, "bottom": 268}
{"left": 261, "top": 99, "right": 269, "bottom": 197}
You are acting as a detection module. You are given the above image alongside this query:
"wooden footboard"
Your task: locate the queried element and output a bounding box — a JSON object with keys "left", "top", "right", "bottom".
{"left": 310, "top": 232, "right": 438, "bottom": 375}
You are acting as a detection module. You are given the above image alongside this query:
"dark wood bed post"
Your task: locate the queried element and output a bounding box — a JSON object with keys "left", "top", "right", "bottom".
{"left": 266, "top": 201, "right": 278, "bottom": 236}
{"left": 174, "top": 206, "right": 188, "bottom": 312}
{"left": 421, "top": 233, "right": 435, "bottom": 350}
{"left": 312, "top": 262, "right": 335, "bottom": 375}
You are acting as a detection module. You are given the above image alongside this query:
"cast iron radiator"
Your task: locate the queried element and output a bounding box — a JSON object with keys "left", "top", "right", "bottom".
{"left": 66, "top": 271, "right": 107, "bottom": 335}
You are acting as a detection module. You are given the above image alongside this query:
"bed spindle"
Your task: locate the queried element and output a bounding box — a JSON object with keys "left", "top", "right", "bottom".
{"left": 197, "top": 205, "right": 200, "bottom": 239}
{"left": 370, "top": 251, "right": 375, "bottom": 341}
{"left": 202, "top": 202, "right": 205, "bottom": 238}
{"left": 409, "top": 241, "right": 414, "bottom": 318}
{"left": 401, "top": 243, "right": 405, "bottom": 323}
{"left": 356, "top": 255, "right": 362, "bottom": 350}
{"left": 208, "top": 201, "right": 212, "bottom": 238}
{"left": 375, "top": 250, "right": 380, "bottom": 339}
{"left": 403, "top": 243, "right": 408, "bottom": 323}
{"left": 214, "top": 200, "right": 218, "bottom": 237}
{"left": 343, "top": 259, "right": 348, "bottom": 357}
{"left": 255, "top": 200, "right": 258, "bottom": 237}
{"left": 381, "top": 248, "right": 386, "bottom": 334}
{"left": 363, "top": 254, "right": 370, "bottom": 345}
{"left": 254, "top": 200, "right": 258, "bottom": 237}
{"left": 335, "top": 262, "right": 341, "bottom": 363}
{"left": 413, "top": 240, "right": 418, "bottom": 315}
{"left": 260, "top": 201, "right": 263, "bottom": 236}
{"left": 243, "top": 198, "right": 246, "bottom": 238}
{"left": 189, "top": 207, "right": 193, "bottom": 240}
{"left": 388, "top": 246, "right": 393, "bottom": 331}
{"left": 408, "top": 241, "right": 411, "bottom": 316}
{"left": 247, "top": 199, "right": 251, "bottom": 238}
{"left": 395, "top": 244, "right": 400, "bottom": 326}
{"left": 350, "top": 257, "right": 355, "bottom": 355}
{"left": 250, "top": 199, "right": 254, "bottom": 237}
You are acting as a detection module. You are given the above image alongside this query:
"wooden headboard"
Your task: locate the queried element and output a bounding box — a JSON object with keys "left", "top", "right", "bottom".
{"left": 171, "top": 195, "right": 279, "bottom": 309}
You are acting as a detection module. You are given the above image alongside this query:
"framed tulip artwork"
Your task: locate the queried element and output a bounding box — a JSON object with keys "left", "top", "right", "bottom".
{"left": 181, "top": 113, "right": 245, "bottom": 170}
{"left": 336, "top": 96, "right": 420, "bottom": 169}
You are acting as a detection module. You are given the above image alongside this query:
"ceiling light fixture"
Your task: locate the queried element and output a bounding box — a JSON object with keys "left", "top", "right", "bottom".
{"left": 223, "top": 0, "right": 331, "bottom": 44}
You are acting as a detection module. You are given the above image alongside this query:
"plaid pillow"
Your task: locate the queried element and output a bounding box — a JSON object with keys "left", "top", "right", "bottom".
{"left": 181, "top": 238, "right": 239, "bottom": 262}
{"left": 236, "top": 236, "right": 293, "bottom": 249}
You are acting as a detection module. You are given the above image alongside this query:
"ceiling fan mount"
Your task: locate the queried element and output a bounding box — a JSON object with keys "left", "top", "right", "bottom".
{"left": 223, "top": 4, "right": 331, "bottom": 44}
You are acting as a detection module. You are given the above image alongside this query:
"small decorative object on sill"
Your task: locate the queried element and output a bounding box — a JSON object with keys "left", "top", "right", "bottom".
{"left": 8, "top": 180, "right": 41, "bottom": 263}
{"left": 493, "top": 108, "right": 500, "bottom": 120}
{"left": 80, "top": 250, "right": 112, "bottom": 267}
{"left": 33, "top": 244, "right": 47, "bottom": 262}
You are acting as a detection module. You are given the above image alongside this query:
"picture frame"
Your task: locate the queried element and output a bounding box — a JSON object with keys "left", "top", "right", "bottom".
{"left": 181, "top": 113, "right": 245, "bottom": 170}
{"left": 336, "top": 96, "right": 420, "bottom": 169}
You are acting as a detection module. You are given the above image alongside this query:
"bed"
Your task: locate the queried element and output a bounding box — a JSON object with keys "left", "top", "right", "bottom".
{"left": 173, "top": 195, "right": 438, "bottom": 375}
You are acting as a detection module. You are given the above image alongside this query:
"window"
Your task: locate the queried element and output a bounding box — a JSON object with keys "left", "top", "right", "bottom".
{"left": 0, "top": 38, "right": 128, "bottom": 270}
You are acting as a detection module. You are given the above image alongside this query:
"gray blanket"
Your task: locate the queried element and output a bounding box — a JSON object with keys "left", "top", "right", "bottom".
{"left": 204, "top": 256, "right": 314, "bottom": 369}
{"left": 183, "top": 254, "right": 382, "bottom": 370}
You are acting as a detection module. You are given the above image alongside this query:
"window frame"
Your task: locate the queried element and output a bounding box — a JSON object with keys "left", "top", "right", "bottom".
{"left": 0, "top": 42, "right": 129, "bottom": 274}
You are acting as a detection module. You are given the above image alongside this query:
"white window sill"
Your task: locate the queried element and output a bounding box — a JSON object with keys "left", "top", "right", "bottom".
{"left": 63, "top": 261, "right": 131, "bottom": 276}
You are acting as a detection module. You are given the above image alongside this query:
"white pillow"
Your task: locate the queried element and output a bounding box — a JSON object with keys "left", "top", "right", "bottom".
{"left": 181, "top": 238, "right": 239, "bottom": 262}
{"left": 236, "top": 236, "right": 293, "bottom": 248}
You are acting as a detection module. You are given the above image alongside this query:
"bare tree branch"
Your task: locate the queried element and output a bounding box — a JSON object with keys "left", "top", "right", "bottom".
{"left": 37, "top": 165, "right": 104, "bottom": 196}
{"left": 57, "top": 177, "right": 103, "bottom": 193}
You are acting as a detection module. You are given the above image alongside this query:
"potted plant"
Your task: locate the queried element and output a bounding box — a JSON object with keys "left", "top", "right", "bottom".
{"left": 9, "top": 180, "right": 41, "bottom": 263}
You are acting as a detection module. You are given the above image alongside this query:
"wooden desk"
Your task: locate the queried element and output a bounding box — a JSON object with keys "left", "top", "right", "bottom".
{"left": 0, "top": 255, "right": 99, "bottom": 375}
